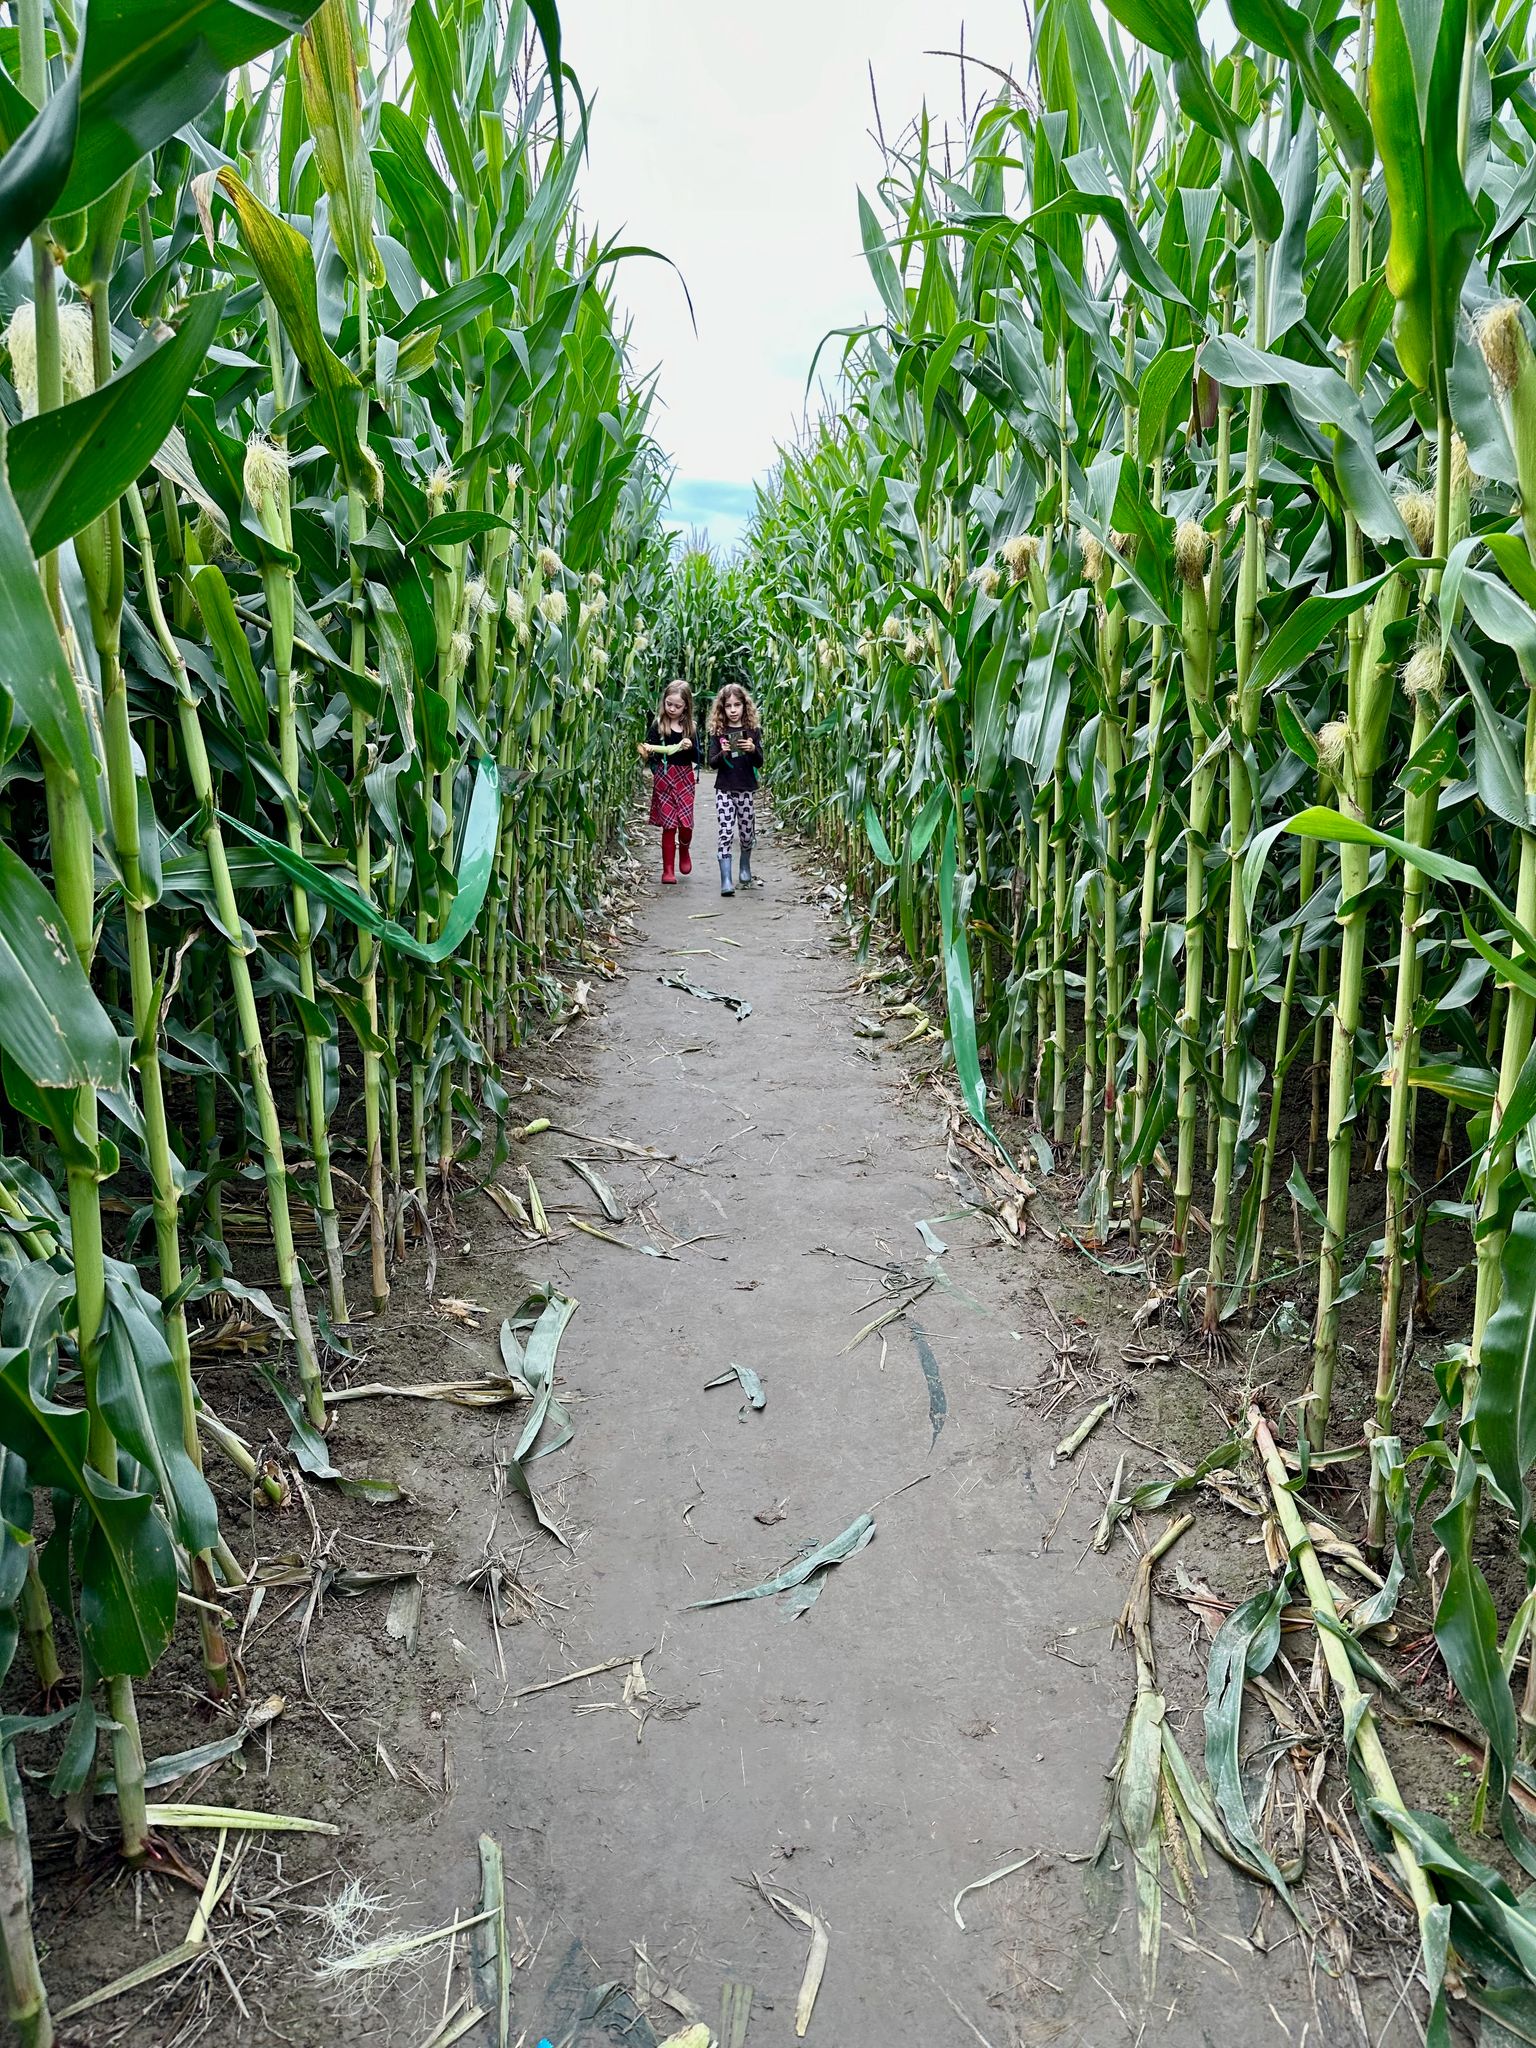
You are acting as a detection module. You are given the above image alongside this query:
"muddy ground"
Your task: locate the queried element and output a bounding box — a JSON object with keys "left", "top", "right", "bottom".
{"left": 31, "top": 794, "right": 1444, "bottom": 2048}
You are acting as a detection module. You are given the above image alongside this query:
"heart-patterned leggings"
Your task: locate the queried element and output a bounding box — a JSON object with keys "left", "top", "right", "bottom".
{"left": 715, "top": 791, "right": 756, "bottom": 855}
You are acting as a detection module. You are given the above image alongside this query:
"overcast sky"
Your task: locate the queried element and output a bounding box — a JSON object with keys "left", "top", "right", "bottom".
{"left": 564, "top": 2, "right": 1032, "bottom": 551}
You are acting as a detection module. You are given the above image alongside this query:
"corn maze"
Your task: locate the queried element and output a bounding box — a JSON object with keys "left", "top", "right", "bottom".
{"left": 6, "top": 0, "right": 1536, "bottom": 2038}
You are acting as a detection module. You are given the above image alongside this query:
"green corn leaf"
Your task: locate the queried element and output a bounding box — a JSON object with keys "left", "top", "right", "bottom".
{"left": 858, "top": 190, "right": 905, "bottom": 324}
{"left": 298, "top": 0, "right": 384, "bottom": 288}
{"left": 215, "top": 168, "right": 373, "bottom": 501}
{"left": 1228, "top": 0, "right": 1374, "bottom": 172}
{"left": 1205, "top": 1572, "right": 1303, "bottom": 1911}
{"left": 1475, "top": 1209, "right": 1536, "bottom": 1520}
{"left": 0, "top": 423, "right": 100, "bottom": 825}
{"left": 1060, "top": 0, "right": 1132, "bottom": 192}
{"left": 1370, "top": 0, "right": 1480, "bottom": 401}
{"left": 1100, "top": 0, "right": 1282, "bottom": 238}
{"left": 863, "top": 803, "right": 897, "bottom": 867}
{"left": 0, "top": 58, "right": 81, "bottom": 270}
{"left": 939, "top": 810, "right": 990, "bottom": 1140}
{"left": 406, "top": 0, "right": 477, "bottom": 199}
{"left": 7, "top": 290, "right": 225, "bottom": 555}
{"left": 59, "top": 0, "right": 324, "bottom": 215}
{"left": 1284, "top": 806, "right": 1536, "bottom": 956}
{"left": 1432, "top": 1448, "right": 1535, "bottom": 1871}
{"left": 686, "top": 1513, "right": 875, "bottom": 1611}
{"left": 190, "top": 563, "right": 269, "bottom": 741}
{"left": 221, "top": 757, "right": 500, "bottom": 966}
{"left": 0, "top": 1349, "right": 176, "bottom": 1678}
{"left": 0, "top": 842, "right": 124, "bottom": 1090}
{"left": 525, "top": 0, "right": 567, "bottom": 133}
{"left": 1460, "top": 566, "right": 1536, "bottom": 681}
{"left": 99, "top": 1266, "right": 220, "bottom": 1555}
{"left": 1249, "top": 569, "right": 1409, "bottom": 698}
{"left": 1199, "top": 334, "right": 1411, "bottom": 547}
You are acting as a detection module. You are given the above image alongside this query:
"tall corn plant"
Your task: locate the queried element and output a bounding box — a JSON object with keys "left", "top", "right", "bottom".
{"left": 0, "top": 1, "right": 665, "bottom": 2037}
{"left": 740, "top": 0, "right": 1536, "bottom": 2022}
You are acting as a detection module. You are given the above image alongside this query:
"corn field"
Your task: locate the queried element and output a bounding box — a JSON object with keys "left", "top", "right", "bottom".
{"left": 743, "top": 0, "right": 1536, "bottom": 2027}
{"left": 10, "top": 0, "right": 1536, "bottom": 2035}
{"left": 0, "top": 2, "right": 671, "bottom": 2038}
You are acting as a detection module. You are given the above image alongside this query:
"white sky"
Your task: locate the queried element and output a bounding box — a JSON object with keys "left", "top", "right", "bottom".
{"left": 564, "top": 1, "right": 1033, "bottom": 549}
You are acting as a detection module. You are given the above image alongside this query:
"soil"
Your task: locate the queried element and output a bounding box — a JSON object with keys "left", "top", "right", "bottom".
{"left": 27, "top": 794, "right": 1444, "bottom": 2048}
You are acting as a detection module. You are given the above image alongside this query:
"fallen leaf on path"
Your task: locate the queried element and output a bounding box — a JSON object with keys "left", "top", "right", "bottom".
{"left": 705, "top": 1362, "right": 766, "bottom": 1411}
{"left": 568, "top": 1215, "right": 676, "bottom": 1258}
{"left": 470, "top": 1834, "right": 510, "bottom": 2048}
{"left": 952, "top": 1850, "right": 1039, "bottom": 1931}
{"left": 658, "top": 973, "right": 753, "bottom": 1020}
{"left": 326, "top": 1379, "right": 523, "bottom": 1409}
{"left": 750, "top": 1877, "right": 829, "bottom": 2038}
{"left": 754, "top": 1500, "right": 788, "bottom": 1525}
{"left": 564, "top": 1156, "right": 625, "bottom": 1220}
{"left": 321, "top": 1907, "right": 498, "bottom": 1978}
{"left": 907, "top": 1317, "right": 947, "bottom": 1448}
{"left": 719, "top": 1982, "right": 753, "bottom": 2048}
{"left": 509, "top": 1655, "right": 637, "bottom": 1701}
{"left": 634, "top": 1943, "right": 699, "bottom": 2024}
{"left": 687, "top": 1514, "right": 875, "bottom": 1615}
{"left": 842, "top": 1279, "right": 934, "bottom": 1355}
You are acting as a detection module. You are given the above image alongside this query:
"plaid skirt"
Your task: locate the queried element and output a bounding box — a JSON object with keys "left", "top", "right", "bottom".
{"left": 648, "top": 762, "right": 695, "bottom": 830}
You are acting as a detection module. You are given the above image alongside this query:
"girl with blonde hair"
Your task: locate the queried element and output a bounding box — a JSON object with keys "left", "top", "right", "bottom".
{"left": 638, "top": 679, "right": 700, "bottom": 883}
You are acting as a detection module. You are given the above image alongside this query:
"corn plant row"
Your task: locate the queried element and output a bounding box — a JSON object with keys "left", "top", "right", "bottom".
{"left": 0, "top": 2, "right": 665, "bottom": 2039}
{"left": 742, "top": 0, "right": 1536, "bottom": 2022}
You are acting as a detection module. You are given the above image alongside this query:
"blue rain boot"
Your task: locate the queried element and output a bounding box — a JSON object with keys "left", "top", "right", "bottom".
{"left": 719, "top": 854, "right": 734, "bottom": 896}
{"left": 738, "top": 843, "right": 754, "bottom": 887}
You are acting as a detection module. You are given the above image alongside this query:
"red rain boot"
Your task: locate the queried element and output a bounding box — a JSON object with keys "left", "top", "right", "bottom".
{"left": 661, "top": 827, "right": 678, "bottom": 884}
{"left": 678, "top": 826, "right": 693, "bottom": 875}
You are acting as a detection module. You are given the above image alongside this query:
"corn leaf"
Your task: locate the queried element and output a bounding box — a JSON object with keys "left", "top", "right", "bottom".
{"left": 0, "top": 1350, "right": 176, "bottom": 1678}
{"left": 58, "top": 1, "right": 322, "bottom": 212}
{"left": 8, "top": 290, "right": 225, "bottom": 555}
{"left": 0, "top": 844, "right": 124, "bottom": 1090}
{"left": 686, "top": 1513, "right": 875, "bottom": 1611}
{"left": 1370, "top": 0, "right": 1480, "bottom": 401}
{"left": 0, "top": 424, "right": 100, "bottom": 826}
{"left": 0, "top": 60, "right": 80, "bottom": 269}
{"left": 215, "top": 168, "right": 372, "bottom": 499}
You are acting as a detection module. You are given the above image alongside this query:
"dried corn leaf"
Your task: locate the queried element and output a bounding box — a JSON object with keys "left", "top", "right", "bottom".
{"left": 752, "top": 1878, "right": 828, "bottom": 2038}
{"left": 569, "top": 1215, "right": 676, "bottom": 1258}
{"left": 326, "top": 1379, "right": 523, "bottom": 1408}
{"left": 470, "top": 1834, "right": 510, "bottom": 2047}
{"left": 146, "top": 1802, "right": 338, "bottom": 1834}
{"left": 951, "top": 1849, "right": 1038, "bottom": 1930}
{"left": 564, "top": 1155, "right": 625, "bottom": 1221}
{"left": 484, "top": 1182, "right": 533, "bottom": 1231}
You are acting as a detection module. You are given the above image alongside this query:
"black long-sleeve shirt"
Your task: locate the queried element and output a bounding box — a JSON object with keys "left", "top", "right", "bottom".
{"left": 707, "top": 727, "right": 764, "bottom": 792}
{"left": 644, "top": 717, "right": 700, "bottom": 774}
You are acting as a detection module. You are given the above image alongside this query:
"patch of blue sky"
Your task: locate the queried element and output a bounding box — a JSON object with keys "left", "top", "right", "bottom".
{"left": 664, "top": 477, "right": 757, "bottom": 553}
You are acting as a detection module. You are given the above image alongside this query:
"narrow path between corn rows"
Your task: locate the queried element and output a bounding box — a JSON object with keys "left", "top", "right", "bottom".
{"left": 363, "top": 796, "right": 1384, "bottom": 2048}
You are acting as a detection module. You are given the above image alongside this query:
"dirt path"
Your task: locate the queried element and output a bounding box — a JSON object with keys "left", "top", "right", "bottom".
{"left": 86, "top": 796, "right": 1423, "bottom": 2047}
